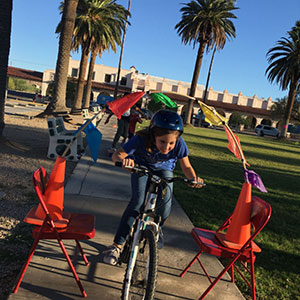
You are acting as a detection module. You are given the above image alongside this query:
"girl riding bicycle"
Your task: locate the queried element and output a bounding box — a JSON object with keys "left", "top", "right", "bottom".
{"left": 103, "top": 109, "right": 204, "bottom": 265}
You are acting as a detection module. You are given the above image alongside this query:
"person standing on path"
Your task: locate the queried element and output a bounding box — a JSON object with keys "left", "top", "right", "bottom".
{"left": 105, "top": 108, "right": 130, "bottom": 150}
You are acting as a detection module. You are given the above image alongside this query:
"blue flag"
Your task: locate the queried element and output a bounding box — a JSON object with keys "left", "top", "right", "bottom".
{"left": 83, "top": 122, "right": 102, "bottom": 163}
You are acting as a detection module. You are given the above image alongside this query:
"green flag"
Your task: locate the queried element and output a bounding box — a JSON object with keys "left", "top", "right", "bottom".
{"left": 151, "top": 93, "right": 177, "bottom": 108}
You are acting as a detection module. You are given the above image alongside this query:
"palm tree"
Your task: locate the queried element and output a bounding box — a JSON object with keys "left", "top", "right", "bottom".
{"left": 271, "top": 95, "right": 300, "bottom": 125}
{"left": 64, "top": 0, "right": 129, "bottom": 114}
{"left": 0, "top": 0, "right": 12, "bottom": 138}
{"left": 83, "top": 0, "right": 129, "bottom": 108}
{"left": 175, "top": 0, "right": 237, "bottom": 124}
{"left": 202, "top": 0, "right": 237, "bottom": 104}
{"left": 114, "top": 0, "right": 131, "bottom": 100}
{"left": 266, "top": 21, "right": 300, "bottom": 137}
{"left": 42, "top": 0, "right": 79, "bottom": 116}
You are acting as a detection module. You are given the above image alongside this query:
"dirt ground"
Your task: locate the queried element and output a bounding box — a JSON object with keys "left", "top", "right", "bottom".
{"left": 0, "top": 112, "right": 83, "bottom": 300}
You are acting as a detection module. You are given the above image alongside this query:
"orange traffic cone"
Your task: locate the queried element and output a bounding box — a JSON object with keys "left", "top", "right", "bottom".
{"left": 35, "top": 156, "right": 66, "bottom": 220}
{"left": 216, "top": 182, "right": 256, "bottom": 250}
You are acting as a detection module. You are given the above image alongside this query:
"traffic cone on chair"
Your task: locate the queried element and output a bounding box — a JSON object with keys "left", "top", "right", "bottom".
{"left": 35, "top": 156, "right": 66, "bottom": 220}
{"left": 216, "top": 182, "right": 253, "bottom": 250}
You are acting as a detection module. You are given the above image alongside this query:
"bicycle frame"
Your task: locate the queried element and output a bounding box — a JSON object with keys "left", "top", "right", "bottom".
{"left": 122, "top": 176, "right": 161, "bottom": 300}
{"left": 119, "top": 163, "right": 205, "bottom": 300}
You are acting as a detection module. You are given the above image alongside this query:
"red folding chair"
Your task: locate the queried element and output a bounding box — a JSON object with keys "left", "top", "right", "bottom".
{"left": 13, "top": 166, "right": 95, "bottom": 298}
{"left": 180, "top": 196, "right": 271, "bottom": 300}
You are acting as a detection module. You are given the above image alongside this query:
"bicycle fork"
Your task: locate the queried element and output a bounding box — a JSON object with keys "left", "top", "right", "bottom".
{"left": 123, "top": 218, "right": 143, "bottom": 299}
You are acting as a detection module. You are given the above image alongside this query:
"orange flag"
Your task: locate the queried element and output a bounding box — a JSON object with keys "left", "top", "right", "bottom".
{"left": 108, "top": 92, "right": 145, "bottom": 119}
{"left": 224, "top": 126, "right": 248, "bottom": 165}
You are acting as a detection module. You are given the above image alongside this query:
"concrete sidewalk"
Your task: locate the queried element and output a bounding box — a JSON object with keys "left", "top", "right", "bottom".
{"left": 9, "top": 116, "right": 245, "bottom": 300}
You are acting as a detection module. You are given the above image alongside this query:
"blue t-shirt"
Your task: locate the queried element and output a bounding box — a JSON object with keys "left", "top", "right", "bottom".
{"left": 122, "top": 135, "right": 189, "bottom": 171}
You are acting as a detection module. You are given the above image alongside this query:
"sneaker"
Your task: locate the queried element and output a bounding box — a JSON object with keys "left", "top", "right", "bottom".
{"left": 158, "top": 228, "right": 164, "bottom": 249}
{"left": 103, "top": 245, "right": 121, "bottom": 265}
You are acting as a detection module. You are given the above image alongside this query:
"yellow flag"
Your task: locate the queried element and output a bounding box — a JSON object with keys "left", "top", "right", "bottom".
{"left": 199, "top": 103, "right": 226, "bottom": 126}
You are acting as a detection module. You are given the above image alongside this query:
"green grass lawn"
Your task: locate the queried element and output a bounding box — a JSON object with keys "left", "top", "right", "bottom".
{"left": 173, "top": 126, "right": 300, "bottom": 300}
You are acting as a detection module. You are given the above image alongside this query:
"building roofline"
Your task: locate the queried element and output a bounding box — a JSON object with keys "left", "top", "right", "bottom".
{"left": 7, "top": 66, "right": 43, "bottom": 82}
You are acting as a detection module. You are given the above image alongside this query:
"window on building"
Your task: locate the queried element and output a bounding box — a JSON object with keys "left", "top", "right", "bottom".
{"left": 262, "top": 100, "right": 268, "bottom": 109}
{"left": 120, "top": 77, "right": 127, "bottom": 86}
{"left": 71, "top": 68, "right": 78, "bottom": 78}
{"left": 92, "top": 72, "right": 95, "bottom": 80}
{"left": 247, "top": 98, "right": 253, "bottom": 107}
{"left": 172, "top": 85, "right": 178, "bottom": 92}
{"left": 50, "top": 73, "right": 55, "bottom": 81}
{"left": 156, "top": 82, "right": 162, "bottom": 90}
{"left": 105, "top": 74, "right": 112, "bottom": 83}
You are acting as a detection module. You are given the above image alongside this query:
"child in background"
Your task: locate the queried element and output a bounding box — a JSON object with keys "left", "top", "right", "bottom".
{"left": 103, "top": 109, "right": 204, "bottom": 265}
{"left": 128, "top": 106, "right": 143, "bottom": 140}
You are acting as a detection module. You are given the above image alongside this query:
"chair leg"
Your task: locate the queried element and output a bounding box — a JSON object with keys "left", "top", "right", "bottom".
{"left": 230, "top": 265, "right": 235, "bottom": 283}
{"left": 250, "top": 250, "right": 256, "bottom": 300}
{"left": 57, "top": 238, "right": 87, "bottom": 298}
{"left": 199, "top": 255, "right": 241, "bottom": 300}
{"left": 75, "top": 240, "right": 89, "bottom": 266}
{"left": 180, "top": 251, "right": 202, "bottom": 277}
{"left": 13, "top": 237, "right": 40, "bottom": 293}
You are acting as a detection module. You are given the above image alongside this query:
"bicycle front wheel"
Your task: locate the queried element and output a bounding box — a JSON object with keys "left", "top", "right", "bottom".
{"left": 122, "top": 228, "right": 158, "bottom": 300}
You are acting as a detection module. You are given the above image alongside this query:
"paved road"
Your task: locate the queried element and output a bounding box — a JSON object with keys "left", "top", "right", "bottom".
{"left": 5, "top": 98, "right": 46, "bottom": 116}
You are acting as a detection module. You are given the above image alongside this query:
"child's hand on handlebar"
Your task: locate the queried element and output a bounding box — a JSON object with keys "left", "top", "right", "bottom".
{"left": 121, "top": 158, "right": 135, "bottom": 171}
{"left": 189, "top": 177, "right": 204, "bottom": 189}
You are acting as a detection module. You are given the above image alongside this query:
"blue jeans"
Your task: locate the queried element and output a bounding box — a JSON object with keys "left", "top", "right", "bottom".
{"left": 114, "top": 169, "right": 173, "bottom": 245}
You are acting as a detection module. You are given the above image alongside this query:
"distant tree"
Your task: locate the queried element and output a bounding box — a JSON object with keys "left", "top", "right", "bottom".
{"left": 271, "top": 96, "right": 300, "bottom": 124}
{"left": 266, "top": 21, "right": 300, "bottom": 137}
{"left": 229, "top": 112, "right": 250, "bottom": 128}
{"left": 8, "top": 77, "right": 38, "bottom": 92}
{"left": 7, "top": 77, "right": 15, "bottom": 90}
{"left": 46, "top": 78, "right": 77, "bottom": 108}
{"left": 41, "top": 0, "right": 79, "bottom": 117}
{"left": 0, "top": 0, "right": 12, "bottom": 138}
{"left": 175, "top": 0, "right": 237, "bottom": 124}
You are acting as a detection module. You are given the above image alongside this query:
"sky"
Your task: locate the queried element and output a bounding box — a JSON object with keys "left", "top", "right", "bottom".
{"left": 9, "top": 0, "right": 300, "bottom": 101}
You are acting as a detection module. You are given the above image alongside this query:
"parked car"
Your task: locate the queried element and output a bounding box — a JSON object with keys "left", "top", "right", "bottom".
{"left": 255, "top": 125, "right": 280, "bottom": 137}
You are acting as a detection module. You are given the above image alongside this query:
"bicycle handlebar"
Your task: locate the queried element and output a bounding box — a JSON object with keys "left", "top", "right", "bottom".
{"left": 115, "top": 162, "right": 206, "bottom": 186}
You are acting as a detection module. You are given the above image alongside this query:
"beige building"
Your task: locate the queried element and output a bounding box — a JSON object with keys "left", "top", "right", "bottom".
{"left": 20, "top": 57, "right": 275, "bottom": 127}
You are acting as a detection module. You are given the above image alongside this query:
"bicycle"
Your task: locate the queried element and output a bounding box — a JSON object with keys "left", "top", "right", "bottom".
{"left": 115, "top": 162, "right": 205, "bottom": 300}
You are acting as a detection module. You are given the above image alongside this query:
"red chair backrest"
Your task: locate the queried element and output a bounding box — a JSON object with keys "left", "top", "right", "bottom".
{"left": 250, "top": 196, "right": 272, "bottom": 235}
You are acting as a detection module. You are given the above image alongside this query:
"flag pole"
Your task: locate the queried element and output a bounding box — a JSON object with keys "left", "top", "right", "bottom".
{"left": 61, "top": 111, "right": 101, "bottom": 158}
{"left": 196, "top": 99, "right": 247, "bottom": 169}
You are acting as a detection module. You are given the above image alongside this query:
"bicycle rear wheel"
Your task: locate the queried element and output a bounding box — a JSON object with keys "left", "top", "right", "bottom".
{"left": 122, "top": 228, "right": 158, "bottom": 300}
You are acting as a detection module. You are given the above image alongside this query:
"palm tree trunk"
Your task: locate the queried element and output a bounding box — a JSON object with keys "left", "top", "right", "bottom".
{"left": 83, "top": 47, "right": 97, "bottom": 109}
{"left": 0, "top": 0, "right": 12, "bottom": 138}
{"left": 186, "top": 42, "right": 206, "bottom": 124}
{"left": 281, "top": 77, "right": 297, "bottom": 137}
{"left": 71, "top": 45, "right": 89, "bottom": 114}
{"left": 114, "top": 0, "right": 131, "bottom": 99}
{"left": 44, "top": 0, "right": 78, "bottom": 115}
{"left": 203, "top": 46, "right": 216, "bottom": 104}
